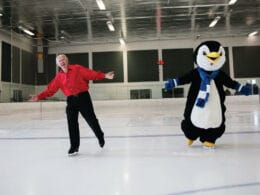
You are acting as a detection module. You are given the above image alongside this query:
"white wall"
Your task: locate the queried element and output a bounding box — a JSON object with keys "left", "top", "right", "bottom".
{"left": 0, "top": 95, "right": 258, "bottom": 116}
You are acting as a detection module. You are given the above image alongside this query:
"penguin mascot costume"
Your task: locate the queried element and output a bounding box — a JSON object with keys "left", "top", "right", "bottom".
{"left": 164, "top": 40, "right": 251, "bottom": 148}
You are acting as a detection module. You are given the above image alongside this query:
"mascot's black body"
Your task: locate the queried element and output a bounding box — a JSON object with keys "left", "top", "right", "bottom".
{"left": 164, "top": 41, "right": 251, "bottom": 148}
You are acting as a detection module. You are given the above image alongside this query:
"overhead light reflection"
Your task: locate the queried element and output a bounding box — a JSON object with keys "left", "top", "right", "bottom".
{"left": 254, "top": 111, "right": 259, "bottom": 126}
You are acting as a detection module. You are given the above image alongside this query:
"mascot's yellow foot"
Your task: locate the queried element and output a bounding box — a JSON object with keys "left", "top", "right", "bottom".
{"left": 187, "top": 139, "right": 194, "bottom": 146}
{"left": 203, "top": 141, "right": 215, "bottom": 149}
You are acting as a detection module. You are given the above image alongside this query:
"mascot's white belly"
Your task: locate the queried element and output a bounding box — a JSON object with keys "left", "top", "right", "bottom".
{"left": 191, "top": 80, "right": 222, "bottom": 129}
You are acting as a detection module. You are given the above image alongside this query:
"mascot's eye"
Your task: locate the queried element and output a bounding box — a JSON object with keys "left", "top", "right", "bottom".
{"left": 220, "top": 52, "right": 222, "bottom": 56}
{"left": 203, "top": 51, "right": 207, "bottom": 55}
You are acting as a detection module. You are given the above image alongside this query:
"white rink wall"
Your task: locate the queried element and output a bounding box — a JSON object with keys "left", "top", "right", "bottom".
{"left": 0, "top": 95, "right": 258, "bottom": 116}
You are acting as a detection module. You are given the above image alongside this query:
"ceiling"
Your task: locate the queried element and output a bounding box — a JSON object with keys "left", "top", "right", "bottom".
{"left": 0, "top": 0, "right": 259, "bottom": 46}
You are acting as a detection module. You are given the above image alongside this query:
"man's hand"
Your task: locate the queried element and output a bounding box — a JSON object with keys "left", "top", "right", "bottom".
{"left": 28, "top": 95, "right": 39, "bottom": 102}
{"left": 105, "top": 71, "right": 115, "bottom": 79}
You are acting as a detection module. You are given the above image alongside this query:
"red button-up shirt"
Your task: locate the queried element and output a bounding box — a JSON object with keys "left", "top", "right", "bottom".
{"left": 37, "top": 64, "right": 105, "bottom": 100}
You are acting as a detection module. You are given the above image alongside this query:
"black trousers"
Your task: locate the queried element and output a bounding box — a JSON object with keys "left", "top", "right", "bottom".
{"left": 66, "top": 91, "right": 104, "bottom": 149}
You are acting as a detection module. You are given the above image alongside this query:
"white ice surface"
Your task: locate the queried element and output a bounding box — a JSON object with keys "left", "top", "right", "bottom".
{"left": 0, "top": 96, "right": 260, "bottom": 195}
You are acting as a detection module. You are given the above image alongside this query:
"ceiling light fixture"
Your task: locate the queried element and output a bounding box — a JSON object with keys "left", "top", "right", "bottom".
{"left": 106, "top": 21, "right": 115, "bottom": 31}
{"left": 228, "top": 0, "right": 237, "bottom": 5}
{"left": 119, "top": 37, "right": 125, "bottom": 45}
{"left": 18, "top": 25, "right": 35, "bottom": 36}
{"left": 209, "top": 16, "right": 221, "bottom": 28}
{"left": 59, "top": 30, "right": 71, "bottom": 42}
{"left": 96, "top": 0, "right": 106, "bottom": 10}
{"left": 23, "top": 29, "right": 35, "bottom": 36}
{"left": 248, "top": 31, "right": 258, "bottom": 37}
{"left": 60, "top": 30, "right": 71, "bottom": 39}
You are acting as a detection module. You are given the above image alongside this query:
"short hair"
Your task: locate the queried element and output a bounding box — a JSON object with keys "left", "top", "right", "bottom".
{"left": 56, "top": 54, "right": 68, "bottom": 64}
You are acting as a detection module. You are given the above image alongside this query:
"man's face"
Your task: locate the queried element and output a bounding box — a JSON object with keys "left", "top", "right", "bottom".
{"left": 56, "top": 55, "right": 68, "bottom": 69}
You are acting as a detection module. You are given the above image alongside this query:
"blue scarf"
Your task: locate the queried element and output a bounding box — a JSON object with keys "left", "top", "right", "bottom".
{"left": 196, "top": 67, "right": 219, "bottom": 107}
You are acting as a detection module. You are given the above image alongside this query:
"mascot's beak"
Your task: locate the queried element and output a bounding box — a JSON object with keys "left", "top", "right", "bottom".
{"left": 206, "top": 52, "right": 220, "bottom": 64}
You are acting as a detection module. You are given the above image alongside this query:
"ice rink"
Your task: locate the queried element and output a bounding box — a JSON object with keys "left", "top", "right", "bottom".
{"left": 0, "top": 95, "right": 260, "bottom": 195}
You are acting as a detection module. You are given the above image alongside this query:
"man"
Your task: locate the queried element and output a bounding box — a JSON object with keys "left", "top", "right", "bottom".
{"left": 29, "top": 54, "right": 114, "bottom": 156}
